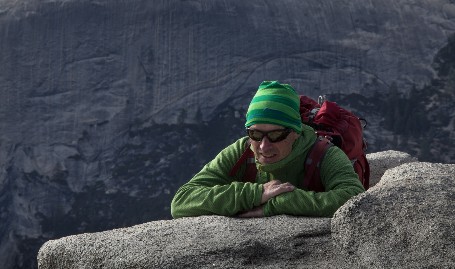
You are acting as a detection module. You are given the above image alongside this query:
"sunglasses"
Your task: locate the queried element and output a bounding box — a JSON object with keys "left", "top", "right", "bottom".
{"left": 246, "top": 128, "right": 292, "bottom": 143}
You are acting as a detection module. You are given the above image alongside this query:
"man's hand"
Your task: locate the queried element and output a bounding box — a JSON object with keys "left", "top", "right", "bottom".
{"left": 237, "top": 180, "right": 295, "bottom": 218}
{"left": 237, "top": 206, "right": 264, "bottom": 218}
{"left": 261, "top": 179, "right": 295, "bottom": 204}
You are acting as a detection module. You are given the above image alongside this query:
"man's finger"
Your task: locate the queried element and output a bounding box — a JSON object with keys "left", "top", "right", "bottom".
{"left": 281, "top": 182, "right": 295, "bottom": 190}
{"left": 261, "top": 182, "right": 295, "bottom": 204}
{"left": 237, "top": 206, "right": 264, "bottom": 218}
{"left": 271, "top": 183, "right": 295, "bottom": 195}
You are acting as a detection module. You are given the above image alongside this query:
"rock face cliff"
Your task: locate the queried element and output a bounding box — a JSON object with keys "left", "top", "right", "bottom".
{"left": 1, "top": 0, "right": 455, "bottom": 268}
{"left": 37, "top": 151, "right": 455, "bottom": 268}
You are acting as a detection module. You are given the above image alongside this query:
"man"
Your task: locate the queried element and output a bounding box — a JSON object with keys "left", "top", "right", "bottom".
{"left": 171, "top": 81, "right": 365, "bottom": 218}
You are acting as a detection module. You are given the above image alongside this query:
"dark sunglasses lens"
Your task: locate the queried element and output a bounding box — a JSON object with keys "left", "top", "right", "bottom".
{"left": 247, "top": 128, "right": 291, "bottom": 142}
{"left": 267, "top": 130, "right": 289, "bottom": 142}
{"left": 247, "top": 129, "right": 264, "bottom": 141}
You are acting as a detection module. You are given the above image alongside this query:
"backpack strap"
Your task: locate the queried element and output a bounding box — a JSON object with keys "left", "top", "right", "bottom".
{"left": 229, "top": 137, "right": 334, "bottom": 189}
{"left": 229, "top": 142, "right": 257, "bottom": 182}
{"left": 353, "top": 154, "right": 370, "bottom": 190}
{"left": 302, "top": 136, "right": 333, "bottom": 192}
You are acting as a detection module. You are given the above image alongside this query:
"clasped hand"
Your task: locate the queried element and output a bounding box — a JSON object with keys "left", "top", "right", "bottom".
{"left": 237, "top": 180, "right": 295, "bottom": 218}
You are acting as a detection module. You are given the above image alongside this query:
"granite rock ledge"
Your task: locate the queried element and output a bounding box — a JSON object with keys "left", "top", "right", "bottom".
{"left": 37, "top": 151, "right": 455, "bottom": 268}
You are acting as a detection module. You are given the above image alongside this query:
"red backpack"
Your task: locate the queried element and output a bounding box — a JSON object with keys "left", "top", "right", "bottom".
{"left": 229, "top": 95, "right": 370, "bottom": 192}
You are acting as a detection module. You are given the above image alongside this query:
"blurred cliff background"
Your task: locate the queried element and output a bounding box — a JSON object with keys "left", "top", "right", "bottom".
{"left": 0, "top": 0, "right": 454, "bottom": 268}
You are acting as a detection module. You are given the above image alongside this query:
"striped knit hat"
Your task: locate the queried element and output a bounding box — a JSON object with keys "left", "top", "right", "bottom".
{"left": 245, "top": 81, "right": 302, "bottom": 133}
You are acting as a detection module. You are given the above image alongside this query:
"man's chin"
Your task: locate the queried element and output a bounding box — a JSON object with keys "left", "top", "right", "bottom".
{"left": 258, "top": 155, "right": 279, "bottom": 164}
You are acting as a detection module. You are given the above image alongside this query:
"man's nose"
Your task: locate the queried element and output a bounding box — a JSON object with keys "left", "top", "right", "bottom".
{"left": 259, "top": 136, "right": 273, "bottom": 149}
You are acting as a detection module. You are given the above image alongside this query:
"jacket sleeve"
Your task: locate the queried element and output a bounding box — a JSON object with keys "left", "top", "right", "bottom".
{"left": 263, "top": 146, "right": 365, "bottom": 217}
{"left": 171, "top": 138, "right": 263, "bottom": 218}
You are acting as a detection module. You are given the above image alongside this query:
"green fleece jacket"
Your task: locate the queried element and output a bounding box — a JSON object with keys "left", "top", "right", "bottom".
{"left": 171, "top": 124, "right": 365, "bottom": 218}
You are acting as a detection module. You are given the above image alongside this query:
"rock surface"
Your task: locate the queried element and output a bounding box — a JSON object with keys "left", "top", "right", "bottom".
{"left": 332, "top": 162, "right": 455, "bottom": 268}
{"left": 38, "top": 151, "right": 455, "bottom": 269}
{"left": 366, "top": 150, "right": 418, "bottom": 187}
{"left": 38, "top": 216, "right": 333, "bottom": 269}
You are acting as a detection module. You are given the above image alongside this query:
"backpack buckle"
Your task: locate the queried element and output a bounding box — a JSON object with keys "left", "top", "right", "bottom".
{"left": 317, "top": 95, "right": 327, "bottom": 105}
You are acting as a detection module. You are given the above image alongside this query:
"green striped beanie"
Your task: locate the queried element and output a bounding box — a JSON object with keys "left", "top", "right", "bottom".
{"left": 245, "top": 81, "right": 302, "bottom": 133}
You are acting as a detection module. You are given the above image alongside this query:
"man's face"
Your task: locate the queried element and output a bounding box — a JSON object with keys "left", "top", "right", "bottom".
{"left": 248, "top": 124, "right": 299, "bottom": 164}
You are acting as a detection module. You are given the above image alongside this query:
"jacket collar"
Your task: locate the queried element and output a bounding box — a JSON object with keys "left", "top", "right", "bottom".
{"left": 255, "top": 124, "right": 316, "bottom": 173}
